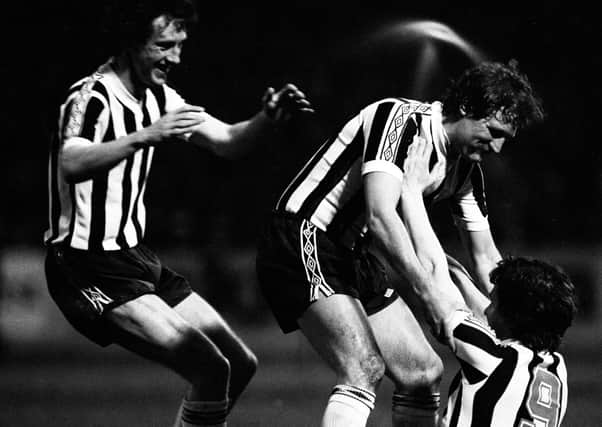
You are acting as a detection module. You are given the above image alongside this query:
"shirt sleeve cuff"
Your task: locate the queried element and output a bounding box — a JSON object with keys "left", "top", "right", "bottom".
{"left": 64, "top": 136, "right": 93, "bottom": 147}
{"left": 441, "top": 309, "right": 472, "bottom": 351}
{"left": 362, "top": 160, "right": 404, "bottom": 183}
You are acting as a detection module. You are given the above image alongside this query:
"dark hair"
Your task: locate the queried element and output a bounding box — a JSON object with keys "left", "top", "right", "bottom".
{"left": 441, "top": 60, "right": 545, "bottom": 131}
{"left": 101, "top": 0, "right": 198, "bottom": 55}
{"left": 490, "top": 256, "right": 578, "bottom": 352}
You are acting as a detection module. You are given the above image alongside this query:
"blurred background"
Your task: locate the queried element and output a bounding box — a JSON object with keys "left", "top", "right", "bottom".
{"left": 1, "top": 1, "right": 601, "bottom": 425}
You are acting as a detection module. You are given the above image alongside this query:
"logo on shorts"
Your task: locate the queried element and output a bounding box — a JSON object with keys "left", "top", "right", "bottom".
{"left": 300, "top": 220, "right": 334, "bottom": 302}
{"left": 81, "top": 286, "right": 113, "bottom": 314}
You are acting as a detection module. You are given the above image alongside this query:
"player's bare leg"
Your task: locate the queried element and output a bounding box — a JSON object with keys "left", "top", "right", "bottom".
{"left": 174, "top": 292, "right": 257, "bottom": 407}
{"left": 369, "top": 297, "right": 443, "bottom": 427}
{"left": 104, "top": 293, "right": 256, "bottom": 426}
{"left": 298, "top": 294, "right": 385, "bottom": 427}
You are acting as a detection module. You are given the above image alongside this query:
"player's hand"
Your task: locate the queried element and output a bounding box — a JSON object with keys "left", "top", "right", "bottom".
{"left": 262, "top": 83, "right": 314, "bottom": 123}
{"left": 142, "top": 104, "right": 206, "bottom": 145}
{"left": 402, "top": 136, "right": 444, "bottom": 195}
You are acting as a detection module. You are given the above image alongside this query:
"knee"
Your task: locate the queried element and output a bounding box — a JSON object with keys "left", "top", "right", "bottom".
{"left": 345, "top": 352, "right": 386, "bottom": 388}
{"left": 170, "top": 327, "right": 232, "bottom": 383}
{"left": 237, "top": 347, "right": 258, "bottom": 382}
{"left": 397, "top": 354, "right": 443, "bottom": 393}
{"left": 363, "top": 353, "right": 387, "bottom": 386}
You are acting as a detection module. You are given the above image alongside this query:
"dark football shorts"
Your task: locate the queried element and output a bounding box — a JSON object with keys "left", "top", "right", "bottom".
{"left": 45, "top": 243, "right": 192, "bottom": 346}
{"left": 256, "top": 212, "right": 398, "bottom": 333}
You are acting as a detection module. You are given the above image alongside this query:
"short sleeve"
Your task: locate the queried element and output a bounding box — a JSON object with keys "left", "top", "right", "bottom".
{"left": 62, "top": 80, "right": 110, "bottom": 145}
{"left": 361, "top": 99, "right": 435, "bottom": 185}
{"left": 444, "top": 309, "right": 505, "bottom": 380}
{"left": 451, "top": 191, "right": 491, "bottom": 231}
{"left": 451, "top": 163, "right": 490, "bottom": 231}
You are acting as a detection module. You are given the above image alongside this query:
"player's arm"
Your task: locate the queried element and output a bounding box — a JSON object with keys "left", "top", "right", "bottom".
{"left": 61, "top": 135, "right": 140, "bottom": 183}
{"left": 393, "top": 139, "right": 468, "bottom": 336}
{"left": 61, "top": 103, "right": 205, "bottom": 183}
{"left": 363, "top": 147, "right": 463, "bottom": 339}
{"left": 364, "top": 170, "right": 427, "bottom": 285}
{"left": 451, "top": 175, "right": 502, "bottom": 295}
{"left": 446, "top": 254, "right": 490, "bottom": 321}
{"left": 457, "top": 227, "right": 501, "bottom": 295}
{"left": 188, "top": 83, "right": 313, "bottom": 159}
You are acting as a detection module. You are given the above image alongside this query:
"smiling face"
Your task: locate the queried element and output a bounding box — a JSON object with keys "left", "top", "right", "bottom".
{"left": 128, "top": 15, "right": 188, "bottom": 91}
{"left": 448, "top": 110, "right": 517, "bottom": 162}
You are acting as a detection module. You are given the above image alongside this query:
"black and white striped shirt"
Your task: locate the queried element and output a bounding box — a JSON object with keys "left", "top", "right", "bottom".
{"left": 276, "top": 97, "right": 490, "bottom": 248}
{"left": 441, "top": 310, "right": 568, "bottom": 427}
{"left": 45, "top": 61, "right": 187, "bottom": 250}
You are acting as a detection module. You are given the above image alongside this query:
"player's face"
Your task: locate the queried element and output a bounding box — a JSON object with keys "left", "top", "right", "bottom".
{"left": 130, "top": 16, "right": 187, "bottom": 89}
{"left": 450, "top": 111, "right": 516, "bottom": 163}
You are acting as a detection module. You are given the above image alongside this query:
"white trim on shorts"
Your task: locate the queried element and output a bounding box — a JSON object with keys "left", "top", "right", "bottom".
{"left": 299, "top": 220, "right": 335, "bottom": 302}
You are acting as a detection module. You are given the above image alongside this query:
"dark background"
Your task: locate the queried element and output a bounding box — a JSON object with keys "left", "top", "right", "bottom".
{"left": 2, "top": 2, "right": 601, "bottom": 251}
{"left": 4, "top": 1, "right": 601, "bottom": 316}
{"left": 1, "top": 2, "right": 602, "bottom": 426}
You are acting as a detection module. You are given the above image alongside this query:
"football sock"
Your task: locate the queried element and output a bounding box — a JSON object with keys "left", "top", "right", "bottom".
{"left": 173, "top": 398, "right": 229, "bottom": 427}
{"left": 321, "top": 384, "right": 376, "bottom": 427}
{"left": 392, "top": 392, "right": 440, "bottom": 427}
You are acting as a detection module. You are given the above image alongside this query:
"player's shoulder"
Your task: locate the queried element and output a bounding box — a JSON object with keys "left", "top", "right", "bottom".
{"left": 67, "top": 66, "right": 111, "bottom": 104}
{"left": 449, "top": 309, "right": 497, "bottom": 338}
{"left": 363, "top": 97, "right": 435, "bottom": 115}
{"left": 398, "top": 98, "right": 436, "bottom": 115}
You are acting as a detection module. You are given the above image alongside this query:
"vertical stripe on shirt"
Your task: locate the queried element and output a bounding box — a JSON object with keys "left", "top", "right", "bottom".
{"left": 393, "top": 117, "right": 418, "bottom": 170}
{"left": 364, "top": 102, "right": 395, "bottom": 162}
{"left": 132, "top": 105, "right": 152, "bottom": 242}
{"left": 115, "top": 105, "right": 137, "bottom": 248}
{"left": 444, "top": 314, "right": 568, "bottom": 427}
{"left": 45, "top": 63, "right": 178, "bottom": 250}
{"left": 88, "top": 114, "right": 114, "bottom": 251}
{"left": 471, "top": 348, "right": 517, "bottom": 425}
{"left": 448, "top": 372, "right": 463, "bottom": 427}
{"left": 277, "top": 137, "right": 336, "bottom": 211}
{"left": 297, "top": 129, "right": 364, "bottom": 218}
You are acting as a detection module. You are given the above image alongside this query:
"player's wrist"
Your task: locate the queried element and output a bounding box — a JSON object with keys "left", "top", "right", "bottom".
{"left": 129, "top": 128, "right": 154, "bottom": 148}
{"left": 400, "top": 180, "right": 423, "bottom": 197}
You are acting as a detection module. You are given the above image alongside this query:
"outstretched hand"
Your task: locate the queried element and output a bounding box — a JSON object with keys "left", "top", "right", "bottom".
{"left": 402, "top": 136, "right": 445, "bottom": 195}
{"left": 143, "top": 104, "right": 206, "bottom": 145}
{"left": 262, "top": 83, "right": 314, "bottom": 123}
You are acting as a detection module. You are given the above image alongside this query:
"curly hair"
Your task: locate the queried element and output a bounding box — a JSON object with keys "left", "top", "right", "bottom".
{"left": 101, "top": 0, "right": 198, "bottom": 56}
{"left": 490, "top": 256, "right": 578, "bottom": 352}
{"left": 441, "top": 60, "right": 545, "bottom": 130}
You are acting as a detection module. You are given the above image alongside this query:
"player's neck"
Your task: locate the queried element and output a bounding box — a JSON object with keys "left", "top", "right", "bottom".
{"left": 112, "top": 55, "right": 146, "bottom": 101}
{"left": 441, "top": 115, "right": 459, "bottom": 158}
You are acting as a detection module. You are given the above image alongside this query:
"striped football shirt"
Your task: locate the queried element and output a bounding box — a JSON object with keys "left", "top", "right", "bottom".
{"left": 45, "top": 60, "right": 187, "bottom": 250}
{"left": 440, "top": 310, "right": 568, "bottom": 427}
{"left": 275, "top": 97, "right": 490, "bottom": 248}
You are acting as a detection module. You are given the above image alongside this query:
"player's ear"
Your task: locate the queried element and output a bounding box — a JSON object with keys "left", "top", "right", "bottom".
{"left": 459, "top": 105, "right": 467, "bottom": 116}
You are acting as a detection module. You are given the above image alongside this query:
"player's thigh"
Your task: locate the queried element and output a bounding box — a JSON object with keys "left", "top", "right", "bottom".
{"left": 173, "top": 292, "right": 256, "bottom": 364}
{"left": 298, "top": 293, "right": 384, "bottom": 382}
{"left": 368, "top": 296, "right": 442, "bottom": 388}
{"left": 105, "top": 293, "right": 224, "bottom": 368}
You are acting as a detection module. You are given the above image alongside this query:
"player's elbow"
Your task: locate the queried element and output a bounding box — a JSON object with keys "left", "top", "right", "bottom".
{"left": 366, "top": 213, "right": 382, "bottom": 238}
{"left": 60, "top": 157, "right": 86, "bottom": 184}
{"left": 366, "top": 206, "right": 394, "bottom": 240}
{"left": 192, "top": 131, "right": 240, "bottom": 159}
{"left": 421, "top": 298, "right": 459, "bottom": 344}
{"left": 410, "top": 250, "right": 445, "bottom": 285}
{"left": 208, "top": 141, "right": 232, "bottom": 158}
{"left": 59, "top": 144, "right": 91, "bottom": 183}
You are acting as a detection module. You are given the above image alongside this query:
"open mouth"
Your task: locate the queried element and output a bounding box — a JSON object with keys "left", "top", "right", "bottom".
{"left": 155, "top": 63, "right": 171, "bottom": 77}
